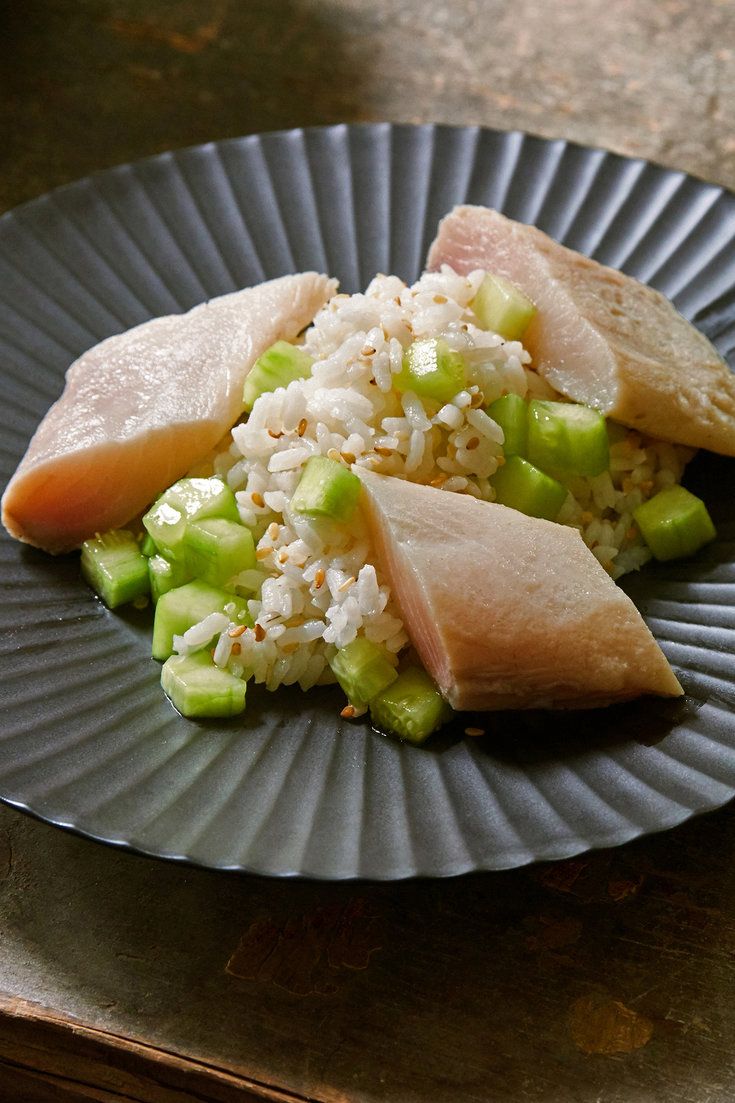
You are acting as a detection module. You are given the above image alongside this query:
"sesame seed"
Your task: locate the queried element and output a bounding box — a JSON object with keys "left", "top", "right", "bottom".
{"left": 433, "top": 294, "right": 448, "bottom": 304}
{"left": 228, "top": 624, "right": 247, "bottom": 638}
{"left": 268, "top": 429, "right": 283, "bottom": 439}
{"left": 341, "top": 451, "right": 356, "bottom": 465}
{"left": 282, "top": 642, "right": 300, "bottom": 654}
{"left": 256, "top": 547, "right": 272, "bottom": 560}
{"left": 374, "top": 446, "right": 393, "bottom": 457}
{"left": 231, "top": 642, "right": 242, "bottom": 656}
{"left": 341, "top": 704, "right": 356, "bottom": 720}
{"left": 470, "top": 392, "right": 485, "bottom": 408}
{"left": 430, "top": 475, "right": 448, "bottom": 487}
{"left": 314, "top": 568, "right": 326, "bottom": 589}
{"left": 254, "top": 623, "right": 266, "bottom": 642}
{"left": 327, "top": 447, "right": 341, "bottom": 462}
{"left": 278, "top": 549, "right": 289, "bottom": 563}
{"left": 362, "top": 345, "right": 376, "bottom": 356}
{"left": 466, "top": 436, "right": 481, "bottom": 451}
{"left": 297, "top": 418, "right": 308, "bottom": 437}
{"left": 338, "top": 576, "right": 356, "bottom": 592}
{"left": 464, "top": 726, "right": 485, "bottom": 737}
{"left": 251, "top": 491, "right": 265, "bottom": 508}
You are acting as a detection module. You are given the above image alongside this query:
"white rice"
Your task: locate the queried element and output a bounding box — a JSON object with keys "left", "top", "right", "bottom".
{"left": 176, "top": 266, "right": 693, "bottom": 694}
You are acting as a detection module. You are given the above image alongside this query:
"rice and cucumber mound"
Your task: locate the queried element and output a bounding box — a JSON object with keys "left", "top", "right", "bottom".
{"left": 81, "top": 267, "right": 713, "bottom": 737}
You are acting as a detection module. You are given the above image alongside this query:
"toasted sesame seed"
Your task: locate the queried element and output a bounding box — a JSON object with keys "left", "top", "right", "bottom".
{"left": 313, "top": 568, "right": 326, "bottom": 590}
{"left": 362, "top": 345, "right": 376, "bottom": 356}
{"left": 374, "top": 446, "right": 393, "bottom": 457}
{"left": 256, "top": 547, "right": 272, "bottom": 560}
{"left": 466, "top": 436, "right": 481, "bottom": 451}
{"left": 231, "top": 642, "right": 242, "bottom": 656}
{"left": 471, "top": 392, "right": 485, "bottom": 408}
{"left": 254, "top": 623, "right": 266, "bottom": 642}
{"left": 341, "top": 704, "right": 356, "bottom": 720}
{"left": 228, "top": 624, "right": 247, "bottom": 638}
{"left": 281, "top": 642, "right": 300, "bottom": 654}
{"left": 430, "top": 474, "right": 448, "bottom": 487}
{"left": 327, "top": 447, "right": 341, "bottom": 462}
{"left": 268, "top": 429, "right": 283, "bottom": 439}
{"left": 278, "top": 549, "right": 289, "bottom": 563}
{"left": 341, "top": 451, "right": 356, "bottom": 465}
{"left": 433, "top": 294, "right": 448, "bottom": 304}
{"left": 297, "top": 418, "right": 307, "bottom": 437}
{"left": 338, "top": 575, "right": 356, "bottom": 592}
{"left": 251, "top": 491, "right": 265, "bottom": 508}
{"left": 464, "top": 726, "right": 485, "bottom": 737}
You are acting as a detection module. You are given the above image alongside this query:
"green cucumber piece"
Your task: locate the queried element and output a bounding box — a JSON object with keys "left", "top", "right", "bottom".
{"left": 471, "top": 273, "right": 536, "bottom": 340}
{"left": 243, "top": 341, "right": 314, "bottom": 412}
{"left": 183, "top": 518, "right": 257, "bottom": 587}
{"left": 487, "top": 392, "right": 528, "bottom": 457}
{"left": 148, "top": 554, "right": 191, "bottom": 604}
{"left": 140, "top": 532, "right": 157, "bottom": 557}
{"left": 527, "top": 399, "right": 609, "bottom": 477}
{"left": 329, "top": 638, "right": 398, "bottom": 709}
{"left": 143, "top": 477, "right": 239, "bottom": 559}
{"left": 152, "top": 580, "right": 251, "bottom": 661}
{"left": 633, "top": 485, "right": 716, "bottom": 562}
{"left": 291, "top": 456, "right": 361, "bottom": 522}
{"left": 161, "top": 651, "right": 247, "bottom": 719}
{"left": 81, "top": 529, "right": 150, "bottom": 609}
{"left": 394, "top": 338, "right": 466, "bottom": 405}
{"left": 491, "top": 455, "right": 567, "bottom": 521}
{"left": 369, "top": 666, "right": 451, "bottom": 745}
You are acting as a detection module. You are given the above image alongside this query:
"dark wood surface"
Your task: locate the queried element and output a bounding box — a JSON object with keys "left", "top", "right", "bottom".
{"left": 2, "top": 3, "right": 735, "bottom": 1101}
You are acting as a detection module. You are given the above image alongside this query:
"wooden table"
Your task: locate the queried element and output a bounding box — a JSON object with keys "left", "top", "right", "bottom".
{"left": 3, "top": 3, "right": 735, "bottom": 1099}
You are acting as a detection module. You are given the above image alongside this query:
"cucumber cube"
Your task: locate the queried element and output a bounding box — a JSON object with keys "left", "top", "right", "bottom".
{"left": 152, "top": 580, "right": 251, "bottom": 661}
{"left": 143, "top": 477, "right": 239, "bottom": 559}
{"left": 491, "top": 455, "right": 567, "bottom": 521}
{"left": 140, "top": 532, "right": 157, "bottom": 557}
{"left": 148, "top": 554, "right": 191, "bottom": 604}
{"left": 161, "top": 651, "right": 247, "bottom": 719}
{"left": 634, "top": 486, "right": 717, "bottom": 562}
{"left": 329, "top": 638, "right": 398, "bottom": 708}
{"left": 471, "top": 273, "right": 536, "bottom": 340}
{"left": 291, "top": 456, "right": 361, "bottom": 522}
{"left": 81, "top": 529, "right": 150, "bottom": 609}
{"left": 395, "top": 338, "right": 466, "bottom": 405}
{"left": 183, "top": 518, "right": 257, "bottom": 587}
{"left": 243, "top": 341, "right": 314, "bottom": 412}
{"left": 369, "top": 666, "right": 451, "bottom": 744}
{"left": 487, "top": 392, "right": 528, "bottom": 457}
{"left": 527, "top": 399, "right": 609, "bottom": 477}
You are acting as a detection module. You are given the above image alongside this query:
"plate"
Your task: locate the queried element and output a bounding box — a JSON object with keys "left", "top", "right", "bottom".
{"left": 2, "top": 123, "right": 735, "bottom": 880}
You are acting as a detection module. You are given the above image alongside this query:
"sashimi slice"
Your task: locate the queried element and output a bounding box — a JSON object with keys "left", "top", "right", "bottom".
{"left": 357, "top": 469, "right": 682, "bottom": 711}
{"left": 427, "top": 205, "right": 735, "bottom": 456}
{"left": 2, "top": 273, "right": 336, "bottom": 553}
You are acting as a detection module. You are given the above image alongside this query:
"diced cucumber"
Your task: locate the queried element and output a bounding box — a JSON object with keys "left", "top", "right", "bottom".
{"left": 81, "top": 529, "right": 150, "bottom": 609}
{"left": 152, "top": 580, "right": 251, "bottom": 661}
{"left": 527, "top": 399, "right": 609, "bottom": 477}
{"left": 183, "top": 518, "right": 257, "bottom": 587}
{"left": 329, "top": 638, "right": 398, "bottom": 708}
{"left": 161, "top": 651, "right": 247, "bottom": 719}
{"left": 471, "top": 273, "right": 536, "bottom": 340}
{"left": 140, "top": 532, "right": 157, "bottom": 557}
{"left": 243, "top": 340, "right": 314, "bottom": 412}
{"left": 369, "top": 666, "right": 451, "bottom": 744}
{"left": 491, "top": 455, "right": 567, "bottom": 521}
{"left": 148, "top": 554, "right": 191, "bottom": 604}
{"left": 395, "top": 338, "right": 466, "bottom": 405}
{"left": 143, "top": 477, "right": 239, "bottom": 559}
{"left": 291, "top": 456, "right": 361, "bottom": 522}
{"left": 487, "top": 392, "right": 528, "bottom": 457}
{"left": 634, "top": 486, "right": 717, "bottom": 562}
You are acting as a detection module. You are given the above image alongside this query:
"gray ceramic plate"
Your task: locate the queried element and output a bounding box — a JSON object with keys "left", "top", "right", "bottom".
{"left": 2, "top": 124, "right": 735, "bottom": 879}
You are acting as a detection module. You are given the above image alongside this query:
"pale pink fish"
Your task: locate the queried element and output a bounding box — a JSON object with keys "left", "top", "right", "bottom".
{"left": 2, "top": 273, "right": 336, "bottom": 554}
{"left": 358, "top": 469, "right": 682, "bottom": 711}
{"left": 427, "top": 205, "right": 735, "bottom": 456}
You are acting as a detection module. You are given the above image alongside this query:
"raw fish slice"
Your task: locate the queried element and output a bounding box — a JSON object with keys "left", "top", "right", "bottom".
{"left": 357, "top": 469, "right": 682, "bottom": 711}
{"left": 2, "top": 273, "right": 336, "bottom": 553}
{"left": 427, "top": 206, "right": 735, "bottom": 456}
